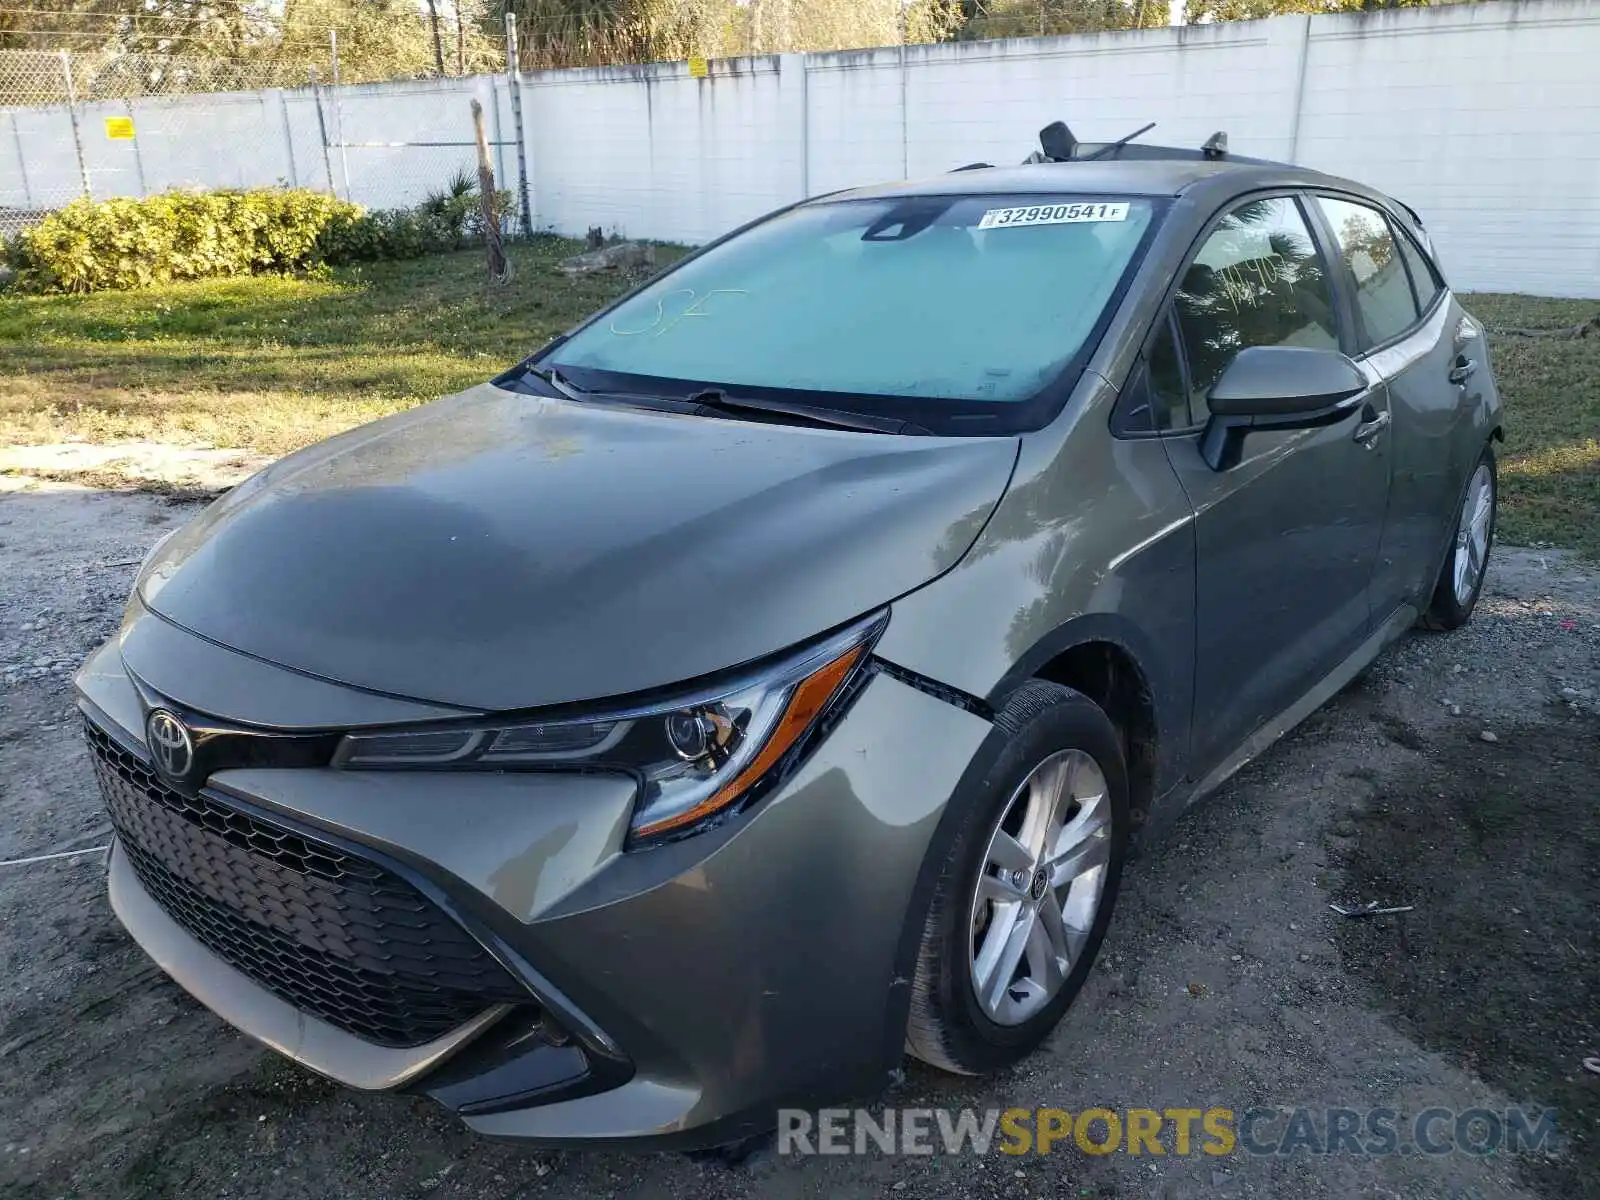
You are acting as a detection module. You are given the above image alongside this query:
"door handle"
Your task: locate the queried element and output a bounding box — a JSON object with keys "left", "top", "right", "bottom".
{"left": 1449, "top": 356, "right": 1477, "bottom": 385}
{"left": 1353, "top": 408, "right": 1391, "bottom": 447}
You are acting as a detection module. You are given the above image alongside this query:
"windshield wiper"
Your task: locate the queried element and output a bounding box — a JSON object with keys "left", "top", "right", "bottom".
{"left": 688, "top": 389, "right": 926, "bottom": 435}
{"left": 523, "top": 363, "right": 590, "bottom": 403}
{"left": 514, "top": 369, "right": 927, "bottom": 433}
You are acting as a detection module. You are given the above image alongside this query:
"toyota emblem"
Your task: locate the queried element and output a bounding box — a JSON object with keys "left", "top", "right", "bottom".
{"left": 145, "top": 709, "right": 194, "bottom": 781}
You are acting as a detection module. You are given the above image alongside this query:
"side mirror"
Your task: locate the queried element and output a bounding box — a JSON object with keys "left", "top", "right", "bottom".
{"left": 1200, "top": 346, "right": 1368, "bottom": 471}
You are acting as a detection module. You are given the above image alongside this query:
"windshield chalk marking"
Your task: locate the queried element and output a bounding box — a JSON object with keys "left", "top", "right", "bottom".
{"left": 651, "top": 289, "right": 750, "bottom": 338}
{"left": 608, "top": 288, "right": 750, "bottom": 338}
{"left": 609, "top": 288, "right": 696, "bottom": 337}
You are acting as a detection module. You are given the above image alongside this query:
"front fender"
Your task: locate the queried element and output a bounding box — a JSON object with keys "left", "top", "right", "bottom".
{"left": 872, "top": 386, "right": 1196, "bottom": 796}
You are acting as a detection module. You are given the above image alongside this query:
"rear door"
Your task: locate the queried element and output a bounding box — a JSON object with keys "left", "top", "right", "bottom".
{"left": 1156, "top": 193, "right": 1392, "bottom": 773}
{"left": 1310, "top": 193, "right": 1481, "bottom": 614}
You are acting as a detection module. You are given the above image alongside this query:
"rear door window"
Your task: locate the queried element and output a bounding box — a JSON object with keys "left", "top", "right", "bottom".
{"left": 1316, "top": 195, "right": 1420, "bottom": 349}
{"left": 1393, "top": 224, "right": 1444, "bottom": 313}
{"left": 1173, "top": 195, "right": 1340, "bottom": 416}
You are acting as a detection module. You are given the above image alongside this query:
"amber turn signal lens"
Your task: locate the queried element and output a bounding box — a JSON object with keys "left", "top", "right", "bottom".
{"left": 631, "top": 643, "right": 867, "bottom": 839}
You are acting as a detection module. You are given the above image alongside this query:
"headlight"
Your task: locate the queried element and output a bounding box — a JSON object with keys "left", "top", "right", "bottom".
{"left": 333, "top": 614, "right": 885, "bottom": 843}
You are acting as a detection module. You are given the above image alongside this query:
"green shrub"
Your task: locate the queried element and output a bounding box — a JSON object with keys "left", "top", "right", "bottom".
{"left": 315, "top": 205, "right": 461, "bottom": 265}
{"left": 419, "top": 168, "right": 479, "bottom": 240}
{"left": 316, "top": 174, "right": 513, "bottom": 265}
{"left": 9, "top": 188, "right": 364, "bottom": 293}
{"left": 5, "top": 179, "right": 520, "bottom": 293}
{"left": 418, "top": 169, "right": 513, "bottom": 240}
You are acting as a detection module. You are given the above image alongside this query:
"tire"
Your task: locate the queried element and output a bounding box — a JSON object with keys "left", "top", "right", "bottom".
{"left": 905, "top": 680, "right": 1129, "bottom": 1075}
{"left": 1418, "top": 444, "right": 1497, "bottom": 632}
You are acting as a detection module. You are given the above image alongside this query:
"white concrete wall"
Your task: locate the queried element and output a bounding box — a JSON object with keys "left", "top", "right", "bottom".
{"left": 1292, "top": 2, "right": 1600, "bottom": 298}
{"left": 522, "top": 55, "right": 807, "bottom": 243}
{"left": 801, "top": 2, "right": 1600, "bottom": 296}
{"left": 4, "top": 0, "right": 1598, "bottom": 295}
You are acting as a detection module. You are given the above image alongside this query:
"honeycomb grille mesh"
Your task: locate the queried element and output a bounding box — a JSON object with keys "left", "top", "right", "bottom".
{"left": 86, "top": 718, "right": 528, "bottom": 1048}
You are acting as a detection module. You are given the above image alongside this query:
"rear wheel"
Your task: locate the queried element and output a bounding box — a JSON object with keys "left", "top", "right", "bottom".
{"left": 1419, "top": 445, "right": 1496, "bottom": 632}
{"left": 906, "top": 681, "right": 1128, "bottom": 1075}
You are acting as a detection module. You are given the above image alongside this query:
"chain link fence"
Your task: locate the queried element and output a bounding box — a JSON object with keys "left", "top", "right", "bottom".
{"left": 1, "top": 50, "right": 86, "bottom": 236}
{"left": 323, "top": 74, "right": 525, "bottom": 229}
{"left": 1, "top": 36, "right": 528, "bottom": 240}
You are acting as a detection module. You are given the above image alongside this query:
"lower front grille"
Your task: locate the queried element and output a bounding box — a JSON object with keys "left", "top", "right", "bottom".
{"left": 86, "top": 718, "right": 530, "bottom": 1048}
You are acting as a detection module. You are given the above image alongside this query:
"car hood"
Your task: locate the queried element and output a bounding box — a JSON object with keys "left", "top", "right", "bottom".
{"left": 139, "top": 384, "right": 1019, "bottom": 713}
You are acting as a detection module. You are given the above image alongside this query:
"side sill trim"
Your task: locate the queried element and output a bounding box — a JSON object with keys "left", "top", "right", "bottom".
{"left": 1182, "top": 602, "right": 1417, "bottom": 811}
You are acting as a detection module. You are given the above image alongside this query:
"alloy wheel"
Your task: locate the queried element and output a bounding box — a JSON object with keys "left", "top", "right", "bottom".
{"left": 1453, "top": 462, "right": 1494, "bottom": 605}
{"left": 968, "top": 749, "right": 1112, "bottom": 1026}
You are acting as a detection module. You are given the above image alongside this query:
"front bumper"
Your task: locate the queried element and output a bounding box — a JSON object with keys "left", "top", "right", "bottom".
{"left": 77, "top": 628, "right": 991, "bottom": 1147}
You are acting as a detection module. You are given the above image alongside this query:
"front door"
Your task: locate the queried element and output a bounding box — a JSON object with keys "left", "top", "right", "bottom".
{"left": 1156, "top": 194, "right": 1392, "bottom": 774}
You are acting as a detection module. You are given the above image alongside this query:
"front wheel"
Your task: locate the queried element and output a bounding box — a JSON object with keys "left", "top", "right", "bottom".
{"left": 905, "top": 680, "right": 1128, "bottom": 1075}
{"left": 1419, "top": 445, "right": 1497, "bottom": 632}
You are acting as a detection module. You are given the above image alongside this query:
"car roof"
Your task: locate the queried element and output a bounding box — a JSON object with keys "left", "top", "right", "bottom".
{"left": 816, "top": 153, "right": 1387, "bottom": 210}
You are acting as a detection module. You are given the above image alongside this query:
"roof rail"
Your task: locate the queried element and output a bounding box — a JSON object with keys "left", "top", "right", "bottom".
{"left": 1040, "top": 121, "right": 1078, "bottom": 162}
{"left": 1014, "top": 120, "right": 1292, "bottom": 170}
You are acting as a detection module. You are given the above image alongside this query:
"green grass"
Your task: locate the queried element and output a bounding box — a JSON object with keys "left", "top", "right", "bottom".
{"left": 0, "top": 256, "right": 1593, "bottom": 555}
{"left": 1462, "top": 294, "right": 1600, "bottom": 558}
{"left": 0, "top": 238, "right": 680, "bottom": 457}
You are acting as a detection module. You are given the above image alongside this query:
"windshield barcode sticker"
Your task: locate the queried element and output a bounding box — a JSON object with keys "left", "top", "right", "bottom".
{"left": 978, "top": 202, "right": 1130, "bottom": 229}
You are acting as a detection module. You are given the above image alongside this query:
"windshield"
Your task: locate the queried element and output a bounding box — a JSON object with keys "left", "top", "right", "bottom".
{"left": 544, "top": 193, "right": 1159, "bottom": 433}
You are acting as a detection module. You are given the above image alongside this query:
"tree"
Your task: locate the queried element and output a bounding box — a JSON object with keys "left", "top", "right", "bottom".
{"left": 0, "top": 1, "right": 261, "bottom": 57}
{"left": 1, "top": 0, "right": 500, "bottom": 90}
{"left": 1183, "top": 0, "right": 1438, "bottom": 22}
{"left": 956, "top": 0, "right": 1167, "bottom": 40}
{"left": 503, "top": 0, "right": 964, "bottom": 66}
{"left": 279, "top": 0, "right": 499, "bottom": 80}
{"left": 426, "top": 0, "right": 448, "bottom": 73}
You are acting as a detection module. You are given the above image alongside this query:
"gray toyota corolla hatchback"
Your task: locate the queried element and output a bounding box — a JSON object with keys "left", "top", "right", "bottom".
{"left": 77, "top": 127, "right": 1501, "bottom": 1149}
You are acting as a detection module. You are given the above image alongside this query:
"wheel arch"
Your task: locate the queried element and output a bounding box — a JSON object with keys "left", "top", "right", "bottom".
{"left": 986, "top": 615, "right": 1186, "bottom": 836}
{"left": 884, "top": 616, "right": 1184, "bottom": 1063}
{"left": 1422, "top": 429, "right": 1501, "bottom": 611}
{"left": 1029, "top": 641, "right": 1159, "bottom": 840}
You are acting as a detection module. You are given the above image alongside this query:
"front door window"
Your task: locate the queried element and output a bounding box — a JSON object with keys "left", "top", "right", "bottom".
{"left": 1173, "top": 196, "right": 1341, "bottom": 416}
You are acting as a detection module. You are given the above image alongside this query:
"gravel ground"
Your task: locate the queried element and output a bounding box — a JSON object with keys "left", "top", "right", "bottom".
{"left": 1, "top": 469, "right": 1596, "bottom": 1200}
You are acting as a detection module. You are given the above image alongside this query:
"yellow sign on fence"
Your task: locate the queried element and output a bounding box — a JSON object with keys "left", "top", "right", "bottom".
{"left": 688, "top": 56, "right": 708, "bottom": 79}
{"left": 104, "top": 116, "right": 135, "bottom": 141}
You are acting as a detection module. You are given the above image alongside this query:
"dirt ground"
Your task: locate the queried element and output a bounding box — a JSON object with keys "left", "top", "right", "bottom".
{"left": 1, "top": 466, "right": 1597, "bottom": 1200}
